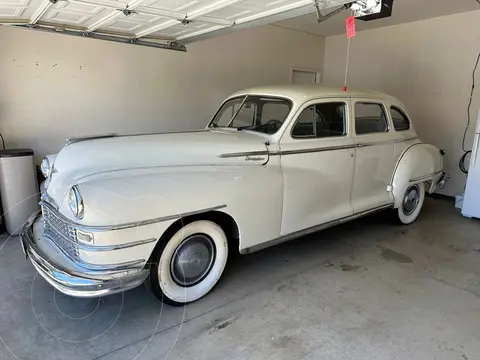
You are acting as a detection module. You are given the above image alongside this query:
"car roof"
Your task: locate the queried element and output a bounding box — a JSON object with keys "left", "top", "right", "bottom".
{"left": 229, "top": 85, "right": 401, "bottom": 105}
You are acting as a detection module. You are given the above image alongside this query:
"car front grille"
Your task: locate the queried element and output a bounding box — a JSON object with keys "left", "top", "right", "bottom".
{"left": 42, "top": 205, "right": 79, "bottom": 260}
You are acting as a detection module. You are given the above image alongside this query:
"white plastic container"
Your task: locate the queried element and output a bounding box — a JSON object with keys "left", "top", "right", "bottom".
{"left": 0, "top": 149, "right": 40, "bottom": 235}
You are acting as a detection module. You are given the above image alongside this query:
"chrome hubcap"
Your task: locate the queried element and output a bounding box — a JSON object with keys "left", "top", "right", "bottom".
{"left": 170, "top": 234, "right": 216, "bottom": 287}
{"left": 403, "top": 185, "right": 420, "bottom": 216}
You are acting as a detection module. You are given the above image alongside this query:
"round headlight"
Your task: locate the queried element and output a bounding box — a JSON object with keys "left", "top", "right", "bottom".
{"left": 68, "top": 185, "right": 84, "bottom": 219}
{"left": 40, "top": 157, "right": 51, "bottom": 178}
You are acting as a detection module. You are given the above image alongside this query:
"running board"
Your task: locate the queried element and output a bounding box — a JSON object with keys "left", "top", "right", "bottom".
{"left": 240, "top": 204, "right": 394, "bottom": 255}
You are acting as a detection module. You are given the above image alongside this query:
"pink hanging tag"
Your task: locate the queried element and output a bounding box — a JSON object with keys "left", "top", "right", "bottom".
{"left": 346, "top": 16, "right": 356, "bottom": 39}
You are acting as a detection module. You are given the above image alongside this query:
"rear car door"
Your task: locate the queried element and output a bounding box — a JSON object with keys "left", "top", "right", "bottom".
{"left": 351, "top": 99, "right": 397, "bottom": 213}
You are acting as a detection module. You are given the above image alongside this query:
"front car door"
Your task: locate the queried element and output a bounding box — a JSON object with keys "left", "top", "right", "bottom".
{"left": 351, "top": 99, "right": 397, "bottom": 213}
{"left": 279, "top": 98, "right": 355, "bottom": 235}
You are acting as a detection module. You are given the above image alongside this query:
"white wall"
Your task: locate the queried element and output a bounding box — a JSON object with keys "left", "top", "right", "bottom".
{"left": 323, "top": 10, "right": 480, "bottom": 197}
{"left": 0, "top": 25, "right": 325, "bottom": 161}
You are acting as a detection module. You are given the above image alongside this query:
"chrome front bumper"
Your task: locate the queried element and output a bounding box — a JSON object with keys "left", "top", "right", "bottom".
{"left": 20, "top": 211, "right": 149, "bottom": 298}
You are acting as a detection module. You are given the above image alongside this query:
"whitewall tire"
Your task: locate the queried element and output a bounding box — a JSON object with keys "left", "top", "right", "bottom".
{"left": 397, "top": 183, "right": 425, "bottom": 225}
{"left": 150, "top": 220, "right": 228, "bottom": 306}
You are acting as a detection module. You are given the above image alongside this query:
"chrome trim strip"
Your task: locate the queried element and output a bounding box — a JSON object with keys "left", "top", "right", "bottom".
{"left": 395, "top": 136, "right": 418, "bottom": 143}
{"left": 219, "top": 150, "right": 270, "bottom": 159}
{"left": 222, "top": 138, "right": 419, "bottom": 158}
{"left": 409, "top": 170, "right": 443, "bottom": 183}
{"left": 77, "top": 258, "right": 146, "bottom": 271}
{"left": 279, "top": 144, "right": 355, "bottom": 156}
{"left": 41, "top": 191, "right": 58, "bottom": 210}
{"left": 20, "top": 213, "right": 149, "bottom": 298}
{"left": 43, "top": 232, "right": 146, "bottom": 272}
{"left": 40, "top": 201, "right": 227, "bottom": 232}
{"left": 240, "top": 204, "right": 393, "bottom": 255}
{"left": 77, "top": 238, "right": 157, "bottom": 252}
{"left": 349, "top": 137, "right": 418, "bottom": 148}
{"left": 65, "top": 133, "right": 118, "bottom": 146}
{"left": 356, "top": 139, "right": 401, "bottom": 148}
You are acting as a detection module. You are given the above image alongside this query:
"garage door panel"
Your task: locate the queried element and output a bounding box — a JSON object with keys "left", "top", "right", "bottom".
{"left": 131, "top": 17, "right": 207, "bottom": 37}
{"left": 0, "top": 5, "right": 27, "bottom": 16}
{"left": 0, "top": 0, "right": 30, "bottom": 16}
{"left": 2, "top": 0, "right": 328, "bottom": 49}
{"left": 54, "top": 1, "right": 104, "bottom": 15}
{"left": 100, "top": 11, "right": 161, "bottom": 31}
{"left": 146, "top": 0, "right": 198, "bottom": 12}
{"left": 106, "top": 18, "right": 144, "bottom": 31}
{"left": 14, "top": 0, "right": 40, "bottom": 18}
{"left": 45, "top": 9, "right": 90, "bottom": 24}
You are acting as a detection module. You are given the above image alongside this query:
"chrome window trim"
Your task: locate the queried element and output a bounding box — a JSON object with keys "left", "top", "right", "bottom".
{"left": 40, "top": 200, "right": 227, "bottom": 232}
{"left": 390, "top": 106, "right": 411, "bottom": 132}
{"left": 354, "top": 101, "right": 390, "bottom": 135}
{"left": 290, "top": 100, "right": 349, "bottom": 140}
{"left": 208, "top": 95, "right": 294, "bottom": 131}
{"left": 226, "top": 96, "right": 248, "bottom": 128}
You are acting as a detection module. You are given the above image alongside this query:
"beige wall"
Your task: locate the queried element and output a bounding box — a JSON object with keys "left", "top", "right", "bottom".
{"left": 323, "top": 10, "right": 480, "bottom": 197}
{"left": 0, "top": 25, "right": 325, "bottom": 161}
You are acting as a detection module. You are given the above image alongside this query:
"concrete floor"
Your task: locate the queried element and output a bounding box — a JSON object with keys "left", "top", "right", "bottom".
{"left": 1, "top": 197, "right": 480, "bottom": 360}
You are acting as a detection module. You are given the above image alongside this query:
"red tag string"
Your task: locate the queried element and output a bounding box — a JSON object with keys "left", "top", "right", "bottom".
{"left": 344, "top": 38, "right": 351, "bottom": 91}
{"left": 344, "top": 15, "right": 356, "bottom": 91}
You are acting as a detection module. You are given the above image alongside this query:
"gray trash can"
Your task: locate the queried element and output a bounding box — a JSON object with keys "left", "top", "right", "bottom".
{"left": 0, "top": 149, "right": 40, "bottom": 235}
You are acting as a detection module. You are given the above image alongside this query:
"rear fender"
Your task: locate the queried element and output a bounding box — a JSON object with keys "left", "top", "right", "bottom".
{"left": 391, "top": 143, "right": 444, "bottom": 208}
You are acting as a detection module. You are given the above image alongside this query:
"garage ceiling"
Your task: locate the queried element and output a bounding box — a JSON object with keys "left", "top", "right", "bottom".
{"left": 275, "top": 0, "right": 480, "bottom": 36}
{"left": 0, "top": 0, "right": 341, "bottom": 50}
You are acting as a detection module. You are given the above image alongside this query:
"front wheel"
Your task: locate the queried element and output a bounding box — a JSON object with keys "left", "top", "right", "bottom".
{"left": 396, "top": 183, "right": 425, "bottom": 225}
{"left": 150, "top": 220, "right": 229, "bottom": 306}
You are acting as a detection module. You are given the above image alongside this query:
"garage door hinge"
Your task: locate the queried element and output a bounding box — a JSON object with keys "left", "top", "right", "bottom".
{"left": 179, "top": 17, "right": 194, "bottom": 25}
{"left": 117, "top": 8, "right": 137, "bottom": 16}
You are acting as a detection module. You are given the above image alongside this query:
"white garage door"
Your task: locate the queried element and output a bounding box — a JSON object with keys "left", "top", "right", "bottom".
{"left": 0, "top": 0, "right": 361, "bottom": 51}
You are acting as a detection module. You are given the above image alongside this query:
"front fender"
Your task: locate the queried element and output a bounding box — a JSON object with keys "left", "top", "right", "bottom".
{"left": 391, "top": 143, "right": 444, "bottom": 208}
{"left": 71, "top": 165, "right": 283, "bottom": 251}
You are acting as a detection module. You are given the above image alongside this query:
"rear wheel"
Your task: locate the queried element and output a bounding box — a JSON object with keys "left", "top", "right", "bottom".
{"left": 150, "top": 220, "right": 228, "bottom": 306}
{"left": 396, "top": 183, "right": 425, "bottom": 225}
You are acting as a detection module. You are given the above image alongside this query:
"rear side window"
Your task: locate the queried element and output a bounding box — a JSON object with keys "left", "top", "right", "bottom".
{"left": 355, "top": 103, "right": 388, "bottom": 135}
{"left": 390, "top": 107, "right": 411, "bottom": 131}
{"left": 292, "top": 102, "right": 346, "bottom": 138}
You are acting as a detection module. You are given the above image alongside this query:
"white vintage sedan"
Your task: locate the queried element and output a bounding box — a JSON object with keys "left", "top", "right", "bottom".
{"left": 21, "top": 85, "right": 448, "bottom": 306}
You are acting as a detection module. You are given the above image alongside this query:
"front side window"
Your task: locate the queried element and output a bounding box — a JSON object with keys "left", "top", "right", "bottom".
{"left": 209, "top": 96, "right": 292, "bottom": 135}
{"left": 292, "top": 102, "right": 346, "bottom": 138}
{"left": 390, "top": 107, "right": 411, "bottom": 131}
{"left": 212, "top": 97, "right": 245, "bottom": 127}
{"left": 355, "top": 103, "right": 388, "bottom": 135}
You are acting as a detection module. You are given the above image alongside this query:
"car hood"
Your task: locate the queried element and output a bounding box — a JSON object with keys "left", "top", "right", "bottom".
{"left": 46, "top": 129, "right": 269, "bottom": 206}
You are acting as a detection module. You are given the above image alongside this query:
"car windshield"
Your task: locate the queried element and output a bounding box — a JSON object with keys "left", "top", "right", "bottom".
{"left": 209, "top": 96, "right": 293, "bottom": 135}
